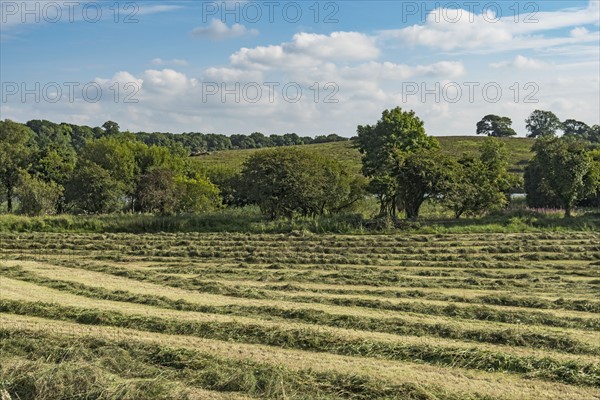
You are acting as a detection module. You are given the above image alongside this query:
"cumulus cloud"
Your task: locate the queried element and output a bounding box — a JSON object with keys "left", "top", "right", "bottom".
{"left": 378, "top": 1, "right": 600, "bottom": 53}
{"left": 230, "top": 31, "right": 379, "bottom": 70}
{"left": 141, "top": 69, "right": 197, "bottom": 95}
{"left": 571, "top": 27, "right": 590, "bottom": 38}
{"left": 191, "top": 19, "right": 258, "bottom": 40}
{"left": 490, "top": 55, "right": 547, "bottom": 69}
{"left": 151, "top": 58, "right": 189, "bottom": 67}
{"left": 203, "top": 67, "right": 263, "bottom": 82}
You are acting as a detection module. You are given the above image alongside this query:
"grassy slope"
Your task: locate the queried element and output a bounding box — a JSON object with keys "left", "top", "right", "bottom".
{"left": 194, "top": 137, "right": 535, "bottom": 174}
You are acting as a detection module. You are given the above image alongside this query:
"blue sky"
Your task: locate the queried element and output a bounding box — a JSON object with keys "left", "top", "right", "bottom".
{"left": 1, "top": 0, "right": 599, "bottom": 136}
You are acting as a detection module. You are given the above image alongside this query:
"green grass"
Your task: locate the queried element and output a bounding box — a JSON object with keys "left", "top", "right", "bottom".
{"left": 193, "top": 137, "right": 535, "bottom": 175}
{"left": 0, "top": 207, "right": 598, "bottom": 234}
{"left": 1, "top": 329, "right": 490, "bottom": 400}
{"left": 1, "top": 230, "right": 599, "bottom": 399}
{"left": 2, "top": 300, "right": 598, "bottom": 387}
{"left": 2, "top": 265, "right": 594, "bottom": 355}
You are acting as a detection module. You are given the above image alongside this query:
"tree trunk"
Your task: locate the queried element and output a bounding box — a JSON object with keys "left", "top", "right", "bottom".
{"left": 405, "top": 197, "right": 424, "bottom": 220}
{"left": 6, "top": 184, "right": 13, "bottom": 213}
{"left": 564, "top": 205, "right": 572, "bottom": 218}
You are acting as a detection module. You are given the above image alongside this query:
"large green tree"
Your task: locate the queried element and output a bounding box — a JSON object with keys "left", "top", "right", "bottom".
{"left": 476, "top": 115, "right": 517, "bottom": 137}
{"left": 136, "top": 167, "right": 179, "bottom": 215}
{"left": 15, "top": 172, "right": 63, "bottom": 216}
{"left": 393, "top": 148, "right": 455, "bottom": 220}
{"left": 0, "top": 120, "right": 37, "bottom": 212}
{"left": 562, "top": 119, "right": 590, "bottom": 139}
{"left": 524, "top": 137, "right": 599, "bottom": 217}
{"left": 446, "top": 139, "right": 518, "bottom": 218}
{"left": 525, "top": 110, "right": 562, "bottom": 138}
{"left": 175, "top": 174, "right": 222, "bottom": 214}
{"left": 65, "top": 160, "right": 125, "bottom": 214}
{"left": 355, "top": 107, "right": 438, "bottom": 218}
{"left": 81, "top": 137, "right": 136, "bottom": 188}
{"left": 240, "top": 148, "right": 360, "bottom": 219}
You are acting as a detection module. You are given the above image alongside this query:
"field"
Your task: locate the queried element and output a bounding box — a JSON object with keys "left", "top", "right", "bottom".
{"left": 1, "top": 230, "right": 599, "bottom": 399}
{"left": 194, "top": 137, "right": 535, "bottom": 175}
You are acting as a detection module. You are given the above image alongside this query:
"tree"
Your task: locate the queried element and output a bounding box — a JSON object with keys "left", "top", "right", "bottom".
{"left": 355, "top": 107, "right": 439, "bottom": 218}
{"left": 589, "top": 125, "right": 600, "bottom": 144}
{"left": 446, "top": 139, "right": 518, "bottom": 218}
{"left": 0, "top": 120, "right": 37, "bottom": 212}
{"left": 136, "top": 167, "right": 179, "bottom": 215}
{"left": 65, "top": 160, "right": 125, "bottom": 214}
{"left": 562, "top": 119, "right": 590, "bottom": 139}
{"left": 524, "top": 137, "right": 599, "bottom": 217}
{"left": 240, "top": 148, "right": 359, "bottom": 219}
{"left": 393, "top": 148, "right": 455, "bottom": 220}
{"left": 70, "top": 124, "right": 95, "bottom": 151}
{"left": 175, "top": 174, "right": 222, "bottom": 213}
{"left": 249, "top": 132, "right": 273, "bottom": 148}
{"left": 15, "top": 172, "right": 63, "bottom": 216}
{"left": 476, "top": 115, "right": 517, "bottom": 137}
{"left": 81, "top": 137, "right": 136, "bottom": 187}
{"left": 525, "top": 110, "right": 561, "bottom": 138}
{"left": 102, "top": 121, "right": 120, "bottom": 136}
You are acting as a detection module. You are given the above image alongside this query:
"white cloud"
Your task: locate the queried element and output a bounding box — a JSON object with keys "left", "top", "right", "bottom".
{"left": 137, "top": 5, "right": 183, "bottom": 15}
{"left": 141, "top": 69, "right": 196, "bottom": 95}
{"left": 490, "top": 55, "right": 547, "bottom": 69}
{"left": 378, "top": 1, "right": 600, "bottom": 53}
{"left": 151, "top": 58, "right": 189, "bottom": 67}
{"left": 0, "top": 1, "right": 182, "bottom": 35}
{"left": 203, "top": 67, "right": 263, "bottom": 82}
{"left": 571, "top": 27, "right": 590, "bottom": 38}
{"left": 191, "top": 19, "right": 258, "bottom": 40}
{"left": 230, "top": 31, "right": 379, "bottom": 70}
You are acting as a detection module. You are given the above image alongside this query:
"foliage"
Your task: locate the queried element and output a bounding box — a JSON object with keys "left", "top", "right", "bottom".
{"left": 446, "top": 139, "right": 519, "bottom": 218}
{"left": 393, "top": 148, "right": 455, "bottom": 219}
{"left": 240, "top": 147, "right": 363, "bottom": 219}
{"left": 476, "top": 115, "right": 517, "bottom": 137}
{"left": 356, "top": 107, "right": 439, "bottom": 217}
{"left": 135, "top": 167, "right": 179, "bottom": 215}
{"left": 0, "top": 120, "right": 37, "bottom": 212}
{"left": 525, "top": 110, "right": 562, "bottom": 138}
{"left": 562, "top": 119, "right": 590, "bottom": 138}
{"left": 174, "top": 174, "right": 222, "bottom": 213}
{"left": 65, "top": 160, "right": 125, "bottom": 214}
{"left": 525, "top": 137, "right": 600, "bottom": 216}
{"left": 80, "top": 136, "right": 136, "bottom": 188}
{"left": 15, "top": 172, "right": 63, "bottom": 216}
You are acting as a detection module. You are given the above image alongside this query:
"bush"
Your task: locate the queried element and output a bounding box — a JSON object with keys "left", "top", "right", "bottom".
{"left": 15, "top": 173, "right": 62, "bottom": 216}
{"left": 240, "top": 147, "right": 365, "bottom": 219}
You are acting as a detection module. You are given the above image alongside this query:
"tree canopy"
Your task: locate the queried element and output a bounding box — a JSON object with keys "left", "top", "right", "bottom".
{"left": 476, "top": 115, "right": 517, "bottom": 137}
{"left": 355, "top": 107, "right": 439, "bottom": 218}
{"left": 525, "top": 110, "right": 562, "bottom": 138}
{"left": 525, "top": 137, "right": 599, "bottom": 216}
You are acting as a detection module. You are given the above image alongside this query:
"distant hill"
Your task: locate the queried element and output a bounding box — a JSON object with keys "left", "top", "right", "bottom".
{"left": 194, "top": 136, "right": 535, "bottom": 175}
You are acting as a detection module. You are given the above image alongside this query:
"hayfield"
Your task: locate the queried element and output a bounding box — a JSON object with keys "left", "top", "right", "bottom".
{"left": 194, "top": 137, "right": 535, "bottom": 175}
{"left": 1, "top": 230, "right": 599, "bottom": 399}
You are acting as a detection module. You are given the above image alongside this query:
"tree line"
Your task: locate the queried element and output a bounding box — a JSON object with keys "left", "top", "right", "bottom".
{"left": 1, "top": 108, "right": 599, "bottom": 219}
{"left": 22, "top": 119, "right": 348, "bottom": 154}
{"left": 476, "top": 110, "right": 599, "bottom": 140}
{"left": 0, "top": 120, "right": 221, "bottom": 216}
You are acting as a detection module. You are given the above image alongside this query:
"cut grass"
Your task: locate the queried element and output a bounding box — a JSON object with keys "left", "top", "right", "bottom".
{"left": 2, "top": 298, "right": 599, "bottom": 387}
{"left": 2, "top": 264, "right": 597, "bottom": 355}
{"left": 3, "top": 315, "right": 600, "bottom": 400}
{"left": 1, "top": 230, "right": 599, "bottom": 399}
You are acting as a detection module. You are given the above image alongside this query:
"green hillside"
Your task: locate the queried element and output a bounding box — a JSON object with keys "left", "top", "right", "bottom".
{"left": 194, "top": 136, "right": 535, "bottom": 175}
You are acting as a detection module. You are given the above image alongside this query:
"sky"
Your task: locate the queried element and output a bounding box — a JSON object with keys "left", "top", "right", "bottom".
{"left": 1, "top": 0, "right": 599, "bottom": 137}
